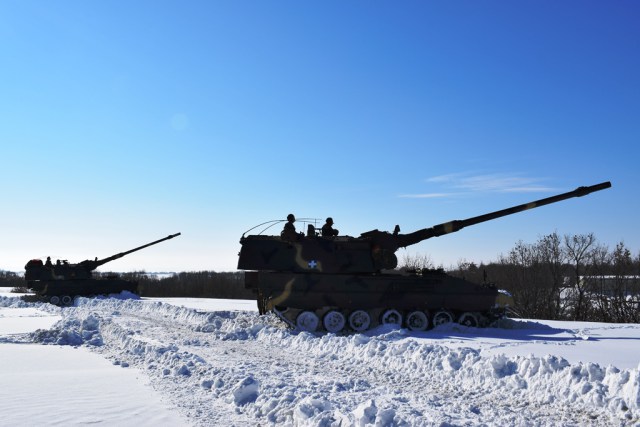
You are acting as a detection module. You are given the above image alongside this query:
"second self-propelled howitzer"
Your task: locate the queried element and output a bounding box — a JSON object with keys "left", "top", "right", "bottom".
{"left": 238, "top": 182, "right": 611, "bottom": 332}
{"left": 25, "top": 233, "right": 181, "bottom": 305}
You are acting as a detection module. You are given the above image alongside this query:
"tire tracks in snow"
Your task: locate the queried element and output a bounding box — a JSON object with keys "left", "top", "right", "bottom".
{"left": 30, "top": 298, "right": 637, "bottom": 426}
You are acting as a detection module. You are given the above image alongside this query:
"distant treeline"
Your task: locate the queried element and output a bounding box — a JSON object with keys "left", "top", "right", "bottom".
{"left": 405, "top": 231, "right": 640, "bottom": 324}
{"left": 100, "top": 271, "right": 255, "bottom": 299}
{"left": 0, "top": 271, "right": 22, "bottom": 288}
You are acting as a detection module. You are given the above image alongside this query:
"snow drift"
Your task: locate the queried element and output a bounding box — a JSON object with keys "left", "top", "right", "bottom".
{"left": 1, "top": 294, "right": 638, "bottom": 426}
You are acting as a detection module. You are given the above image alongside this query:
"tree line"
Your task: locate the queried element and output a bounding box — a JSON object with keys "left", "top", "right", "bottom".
{"left": 439, "top": 232, "right": 640, "bottom": 323}
{"left": 101, "top": 271, "right": 255, "bottom": 299}
{"left": 0, "top": 271, "right": 22, "bottom": 288}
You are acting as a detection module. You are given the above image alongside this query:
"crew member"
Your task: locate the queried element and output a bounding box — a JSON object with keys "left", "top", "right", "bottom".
{"left": 321, "top": 217, "right": 339, "bottom": 237}
{"left": 281, "top": 213, "right": 300, "bottom": 241}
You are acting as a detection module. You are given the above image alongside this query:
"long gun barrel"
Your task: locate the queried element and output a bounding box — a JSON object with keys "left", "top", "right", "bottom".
{"left": 395, "top": 182, "right": 611, "bottom": 248}
{"left": 80, "top": 233, "right": 181, "bottom": 271}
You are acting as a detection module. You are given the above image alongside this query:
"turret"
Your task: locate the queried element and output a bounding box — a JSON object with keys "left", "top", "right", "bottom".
{"left": 25, "top": 233, "right": 181, "bottom": 281}
{"left": 237, "top": 182, "right": 611, "bottom": 274}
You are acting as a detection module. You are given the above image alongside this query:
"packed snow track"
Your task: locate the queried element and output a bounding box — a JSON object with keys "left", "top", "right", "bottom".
{"left": 2, "top": 294, "right": 639, "bottom": 426}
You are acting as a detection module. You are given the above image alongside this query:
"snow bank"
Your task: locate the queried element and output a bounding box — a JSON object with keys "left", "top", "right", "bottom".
{"left": 19, "top": 296, "right": 638, "bottom": 426}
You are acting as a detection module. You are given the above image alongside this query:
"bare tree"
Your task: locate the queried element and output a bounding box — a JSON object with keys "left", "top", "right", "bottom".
{"left": 564, "top": 233, "right": 596, "bottom": 321}
{"left": 611, "top": 242, "right": 638, "bottom": 322}
{"left": 399, "top": 253, "right": 435, "bottom": 271}
{"left": 498, "top": 240, "right": 546, "bottom": 319}
{"left": 537, "top": 232, "right": 567, "bottom": 319}
{"left": 588, "top": 244, "right": 613, "bottom": 322}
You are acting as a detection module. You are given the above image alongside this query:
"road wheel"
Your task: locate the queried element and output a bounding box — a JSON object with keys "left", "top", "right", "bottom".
{"left": 433, "top": 310, "right": 454, "bottom": 326}
{"left": 49, "top": 296, "right": 60, "bottom": 305}
{"left": 380, "top": 309, "right": 402, "bottom": 327}
{"left": 406, "top": 311, "right": 429, "bottom": 331}
{"left": 348, "top": 310, "right": 371, "bottom": 332}
{"left": 296, "top": 311, "right": 319, "bottom": 332}
{"left": 323, "top": 310, "right": 346, "bottom": 333}
{"left": 458, "top": 312, "right": 480, "bottom": 327}
{"left": 61, "top": 295, "right": 72, "bottom": 306}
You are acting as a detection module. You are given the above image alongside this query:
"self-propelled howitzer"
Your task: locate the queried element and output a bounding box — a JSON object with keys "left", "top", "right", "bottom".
{"left": 238, "top": 182, "right": 611, "bottom": 332}
{"left": 25, "top": 233, "right": 181, "bottom": 305}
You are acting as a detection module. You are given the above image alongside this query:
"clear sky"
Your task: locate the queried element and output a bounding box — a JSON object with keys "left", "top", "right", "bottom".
{"left": 1, "top": 1, "right": 638, "bottom": 273}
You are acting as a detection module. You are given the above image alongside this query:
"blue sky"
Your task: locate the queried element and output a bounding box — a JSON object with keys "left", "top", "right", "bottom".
{"left": 1, "top": 1, "right": 637, "bottom": 272}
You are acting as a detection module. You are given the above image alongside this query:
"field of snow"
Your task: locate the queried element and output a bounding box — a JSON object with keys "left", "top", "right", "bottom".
{"left": 1, "top": 288, "right": 639, "bottom": 426}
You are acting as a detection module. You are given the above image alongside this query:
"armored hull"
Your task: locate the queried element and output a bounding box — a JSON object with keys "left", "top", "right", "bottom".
{"left": 239, "top": 182, "right": 611, "bottom": 332}
{"left": 26, "top": 272, "right": 137, "bottom": 305}
{"left": 246, "top": 270, "right": 512, "bottom": 332}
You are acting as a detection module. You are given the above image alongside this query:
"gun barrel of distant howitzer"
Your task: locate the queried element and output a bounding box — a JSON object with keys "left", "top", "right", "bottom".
{"left": 94, "top": 233, "right": 182, "bottom": 268}
{"left": 398, "top": 182, "right": 611, "bottom": 248}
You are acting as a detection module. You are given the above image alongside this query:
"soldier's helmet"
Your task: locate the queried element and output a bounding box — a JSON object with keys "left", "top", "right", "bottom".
{"left": 287, "top": 214, "right": 295, "bottom": 222}
{"left": 326, "top": 217, "right": 333, "bottom": 225}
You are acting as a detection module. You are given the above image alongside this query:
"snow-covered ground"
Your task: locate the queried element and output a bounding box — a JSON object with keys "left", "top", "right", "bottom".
{"left": 1, "top": 289, "right": 639, "bottom": 426}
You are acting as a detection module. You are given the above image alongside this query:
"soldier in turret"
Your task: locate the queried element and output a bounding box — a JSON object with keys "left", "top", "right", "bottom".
{"left": 281, "top": 214, "right": 300, "bottom": 241}
{"left": 321, "top": 217, "right": 339, "bottom": 237}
